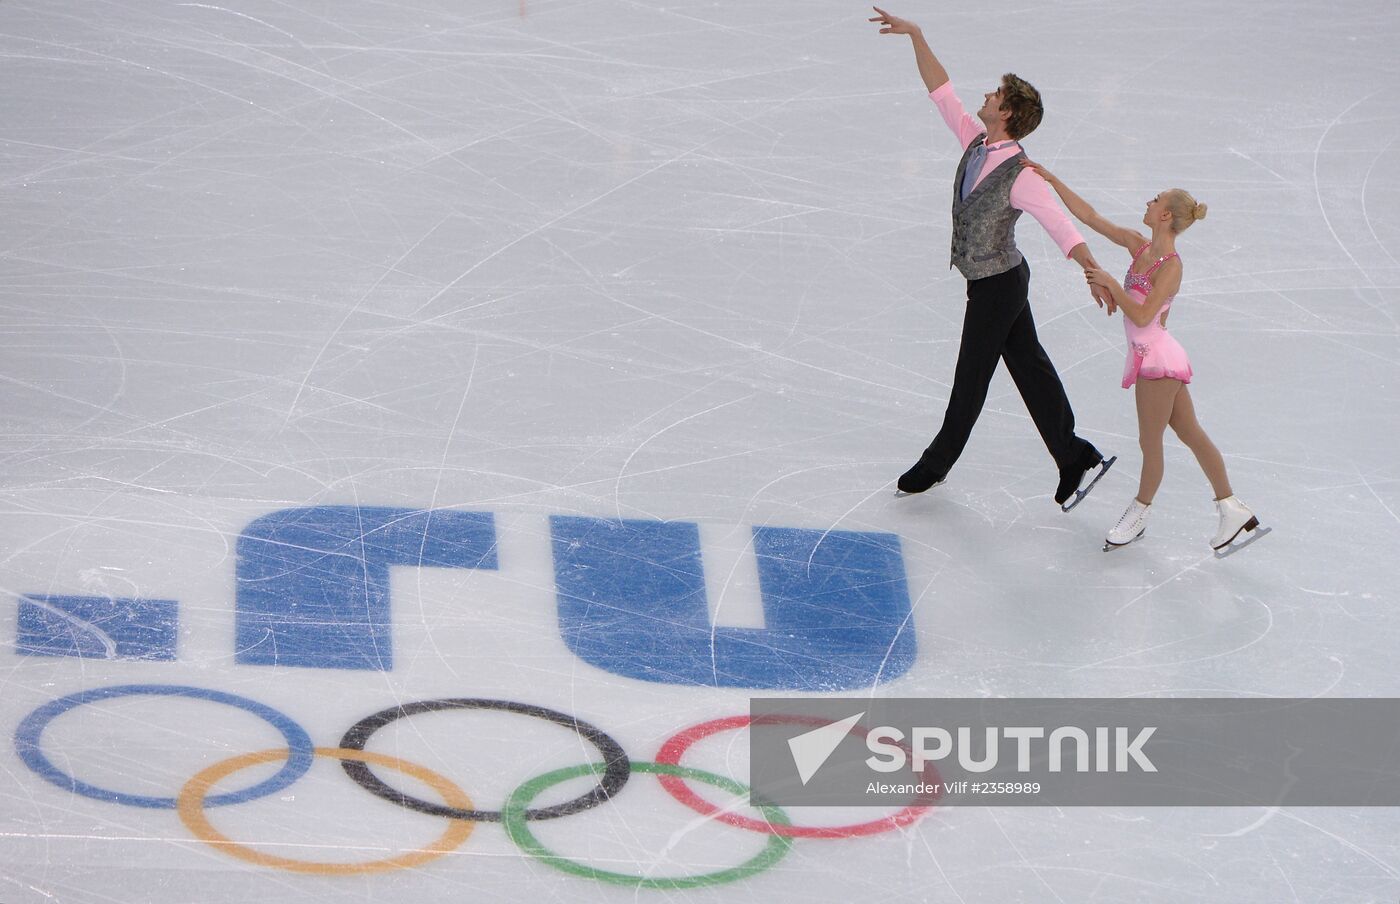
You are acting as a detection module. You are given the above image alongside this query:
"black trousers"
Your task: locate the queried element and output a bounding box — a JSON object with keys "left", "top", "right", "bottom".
{"left": 923, "top": 259, "right": 1087, "bottom": 473}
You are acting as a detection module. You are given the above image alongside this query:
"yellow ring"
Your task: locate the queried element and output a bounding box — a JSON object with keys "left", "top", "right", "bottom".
{"left": 177, "top": 746, "right": 475, "bottom": 875}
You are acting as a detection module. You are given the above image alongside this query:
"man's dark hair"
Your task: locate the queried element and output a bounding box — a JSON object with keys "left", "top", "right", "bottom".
{"left": 1000, "top": 73, "right": 1043, "bottom": 140}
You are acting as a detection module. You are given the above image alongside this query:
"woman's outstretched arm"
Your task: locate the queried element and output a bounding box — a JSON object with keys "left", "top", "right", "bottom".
{"left": 1022, "top": 161, "right": 1145, "bottom": 251}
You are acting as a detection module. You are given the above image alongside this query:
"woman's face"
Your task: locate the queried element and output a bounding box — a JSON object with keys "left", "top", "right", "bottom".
{"left": 1143, "top": 192, "right": 1170, "bottom": 228}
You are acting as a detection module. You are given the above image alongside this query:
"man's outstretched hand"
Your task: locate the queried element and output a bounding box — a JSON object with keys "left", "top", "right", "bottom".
{"left": 869, "top": 7, "right": 919, "bottom": 35}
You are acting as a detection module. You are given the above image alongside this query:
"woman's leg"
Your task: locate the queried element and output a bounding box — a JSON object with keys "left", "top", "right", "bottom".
{"left": 1134, "top": 378, "right": 1181, "bottom": 504}
{"left": 1168, "top": 386, "right": 1233, "bottom": 499}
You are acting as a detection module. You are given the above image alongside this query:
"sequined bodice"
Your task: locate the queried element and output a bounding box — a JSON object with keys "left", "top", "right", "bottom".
{"left": 1123, "top": 271, "right": 1175, "bottom": 306}
{"left": 1123, "top": 245, "right": 1179, "bottom": 309}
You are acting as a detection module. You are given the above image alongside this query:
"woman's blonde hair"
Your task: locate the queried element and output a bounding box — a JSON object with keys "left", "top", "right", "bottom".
{"left": 1164, "top": 189, "right": 1207, "bottom": 233}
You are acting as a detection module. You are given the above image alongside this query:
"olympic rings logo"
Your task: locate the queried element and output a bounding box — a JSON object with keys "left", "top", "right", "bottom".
{"left": 14, "top": 684, "right": 936, "bottom": 889}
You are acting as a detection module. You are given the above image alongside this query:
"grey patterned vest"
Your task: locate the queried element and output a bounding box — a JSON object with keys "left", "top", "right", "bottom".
{"left": 949, "top": 134, "right": 1027, "bottom": 281}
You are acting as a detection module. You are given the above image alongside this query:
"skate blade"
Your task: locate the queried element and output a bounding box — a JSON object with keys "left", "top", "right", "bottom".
{"left": 1102, "top": 529, "right": 1144, "bottom": 552}
{"left": 1213, "top": 525, "right": 1271, "bottom": 559}
{"left": 894, "top": 480, "right": 945, "bottom": 498}
{"left": 1062, "top": 456, "right": 1117, "bottom": 512}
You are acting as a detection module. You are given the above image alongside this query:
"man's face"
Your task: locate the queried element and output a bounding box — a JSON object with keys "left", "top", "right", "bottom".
{"left": 978, "top": 86, "right": 1008, "bottom": 129}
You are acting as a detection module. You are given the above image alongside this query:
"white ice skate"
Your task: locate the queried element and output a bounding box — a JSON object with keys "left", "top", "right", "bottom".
{"left": 1211, "top": 495, "right": 1269, "bottom": 558}
{"left": 1103, "top": 498, "right": 1151, "bottom": 551}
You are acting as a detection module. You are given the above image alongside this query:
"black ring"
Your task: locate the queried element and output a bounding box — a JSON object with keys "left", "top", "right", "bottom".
{"left": 338, "top": 698, "right": 630, "bottom": 822}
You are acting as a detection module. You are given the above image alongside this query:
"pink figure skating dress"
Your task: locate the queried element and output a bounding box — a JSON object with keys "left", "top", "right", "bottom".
{"left": 1121, "top": 244, "right": 1193, "bottom": 389}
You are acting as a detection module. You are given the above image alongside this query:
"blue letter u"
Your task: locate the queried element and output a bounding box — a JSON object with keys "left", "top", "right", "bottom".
{"left": 550, "top": 517, "right": 915, "bottom": 690}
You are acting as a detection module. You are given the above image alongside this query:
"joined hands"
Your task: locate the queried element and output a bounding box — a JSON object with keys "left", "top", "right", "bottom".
{"left": 1085, "top": 268, "right": 1119, "bottom": 315}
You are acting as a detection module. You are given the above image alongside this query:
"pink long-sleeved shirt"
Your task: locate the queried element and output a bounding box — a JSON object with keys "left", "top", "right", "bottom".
{"left": 929, "top": 82, "right": 1085, "bottom": 259}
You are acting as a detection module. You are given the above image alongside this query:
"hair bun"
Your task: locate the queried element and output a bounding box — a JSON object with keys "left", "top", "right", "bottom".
{"left": 1192, "top": 202, "right": 1208, "bottom": 221}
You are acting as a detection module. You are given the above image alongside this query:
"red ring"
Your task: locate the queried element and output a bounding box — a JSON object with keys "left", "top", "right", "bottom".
{"left": 655, "top": 714, "right": 939, "bottom": 839}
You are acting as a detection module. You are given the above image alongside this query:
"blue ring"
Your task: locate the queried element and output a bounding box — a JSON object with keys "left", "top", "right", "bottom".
{"left": 14, "top": 684, "right": 315, "bottom": 809}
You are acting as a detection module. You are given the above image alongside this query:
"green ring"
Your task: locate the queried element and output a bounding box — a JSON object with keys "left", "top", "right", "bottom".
{"left": 502, "top": 761, "right": 794, "bottom": 889}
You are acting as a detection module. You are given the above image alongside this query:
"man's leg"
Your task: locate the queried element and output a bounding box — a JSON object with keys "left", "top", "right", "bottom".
{"left": 998, "top": 265, "right": 1105, "bottom": 505}
{"left": 899, "top": 267, "right": 1027, "bottom": 492}
{"left": 998, "top": 274, "right": 1087, "bottom": 469}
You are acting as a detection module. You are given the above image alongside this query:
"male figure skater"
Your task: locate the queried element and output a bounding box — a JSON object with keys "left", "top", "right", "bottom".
{"left": 871, "top": 7, "right": 1114, "bottom": 509}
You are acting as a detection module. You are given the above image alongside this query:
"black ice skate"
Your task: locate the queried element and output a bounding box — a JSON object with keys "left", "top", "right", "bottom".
{"left": 1057, "top": 446, "right": 1115, "bottom": 512}
{"left": 895, "top": 448, "right": 947, "bottom": 497}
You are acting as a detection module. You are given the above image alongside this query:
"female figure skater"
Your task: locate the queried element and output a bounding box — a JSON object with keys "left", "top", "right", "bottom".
{"left": 1024, "top": 161, "right": 1264, "bottom": 554}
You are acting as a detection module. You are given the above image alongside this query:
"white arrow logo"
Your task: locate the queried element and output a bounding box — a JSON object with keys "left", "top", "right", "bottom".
{"left": 787, "top": 712, "right": 866, "bottom": 785}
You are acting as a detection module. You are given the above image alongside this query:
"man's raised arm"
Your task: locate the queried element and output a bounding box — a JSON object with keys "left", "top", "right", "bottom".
{"left": 869, "top": 7, "right": 948, "bottom": 94}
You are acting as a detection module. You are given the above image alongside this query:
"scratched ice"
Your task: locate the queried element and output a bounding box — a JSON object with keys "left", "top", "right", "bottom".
{"left": 2, "top": 1, "right": 1398, "bottom": 902}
